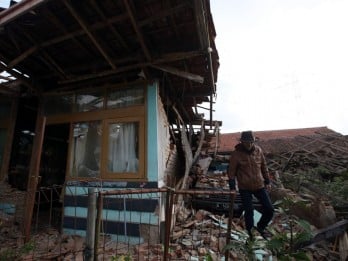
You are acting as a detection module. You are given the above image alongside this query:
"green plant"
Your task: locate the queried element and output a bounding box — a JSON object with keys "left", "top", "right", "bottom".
{"left": 223, "top": 230, "right": 268, "bottom": 261}
{"left": 111, "top": 253, "right": 133, "bottom": 261}
{"left": 267, "top": 198, "right": 312, "bottom": 260}
{"left": 0, "top": 249, "right": 16, "bottom": 261}
{"left": 19, "top": 240, "right": 35, "bottom": 255}
{"left": 204, "top": 252, "right": 213, "bottom": 261}
{"left": 0, "top": 241, "right": 35, "bottom": 261}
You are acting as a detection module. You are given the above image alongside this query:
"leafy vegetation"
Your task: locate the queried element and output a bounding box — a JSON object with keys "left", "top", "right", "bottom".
{"left": 111, "top": 253, "right": 133, "bottom": 261}
{"left": 0, "top": 240, "right": 35, "bottom": 261}
{"left": 281, "top": 167, "right": 348, "bottom": 210}
{"left": 266, "top": 198, "right": 312, "bottom": 260}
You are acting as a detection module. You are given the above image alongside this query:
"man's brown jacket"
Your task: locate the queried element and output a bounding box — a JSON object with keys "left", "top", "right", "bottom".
{"left": 228, "top": 143, "right": 270, "bottom": 191}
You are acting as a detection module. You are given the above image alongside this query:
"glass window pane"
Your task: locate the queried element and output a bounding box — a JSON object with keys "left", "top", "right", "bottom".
{"left": 107, "top": 87, "right": 144, "bottom": 109}
{"left": 107, "top": 122, "right": 139, "bottom": 173}
{"left": 43, "top": 95, "right": 74, "bottom": 115}
{"left": 75, "top": 92, "right": 104, "bottom": 112}
{"left": 69, "top": 121, "right": 101, "bottom": 178}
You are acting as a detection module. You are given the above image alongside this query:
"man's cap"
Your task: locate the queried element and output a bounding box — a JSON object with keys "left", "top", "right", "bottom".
{"left": 240, "top": 131, "right": 255, "bottom": 142}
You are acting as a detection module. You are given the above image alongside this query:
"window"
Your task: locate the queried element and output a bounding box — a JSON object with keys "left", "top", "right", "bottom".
{"left": 69, "top": 121, "right": 102, "bottom": 178}
{"left": 43, "top": 95, "right": 75, "bottom": 115}
{"left": 46, "top": 84, "right": 146, "bottom": 180}
{"left": 75, "top": 92, "right": 104, "bottom": 112}
{"left": 103, "top": 118, "right": 145, "bottom": 179}
{"left": 107, "top": 122, "right": 139, "bottom": 172}
{"left": 107, "top": 87, "right": 144, "bottom": 109}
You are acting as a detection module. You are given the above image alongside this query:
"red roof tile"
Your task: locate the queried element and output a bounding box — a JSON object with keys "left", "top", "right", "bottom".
{"left": 216, "top": 126, "right": 338, "bottom": 153}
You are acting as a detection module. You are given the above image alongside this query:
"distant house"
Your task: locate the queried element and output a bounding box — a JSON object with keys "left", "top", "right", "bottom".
{"left": 0, "top": 0, "right": 220, "bottom": 242}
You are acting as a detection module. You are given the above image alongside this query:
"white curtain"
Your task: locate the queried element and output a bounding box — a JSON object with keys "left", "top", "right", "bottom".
{"left": 109, "top": 122, "right": 138, "bottom": 173}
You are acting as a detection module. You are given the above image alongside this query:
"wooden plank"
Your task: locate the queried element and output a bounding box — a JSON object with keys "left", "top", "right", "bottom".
{"left": 151, "top": 65, "right": 204, "bottom": 83}
{"left": 294, "top": 219, "right": 348, "bottom": 250}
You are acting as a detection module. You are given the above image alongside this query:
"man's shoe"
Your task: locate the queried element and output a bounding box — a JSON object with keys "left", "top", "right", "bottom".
{"left": 255, "top": 226, "right": 272, "bottom": 240}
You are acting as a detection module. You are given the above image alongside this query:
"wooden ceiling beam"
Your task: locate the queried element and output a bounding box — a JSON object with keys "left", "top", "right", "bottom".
{"left": 138, "top": 2, "right": 190, "bottom": 27}
{"left": 57, "top": 50, "right": 205, "bottom": 85}
{"left": 90, "top": 0, "right": 130, "bottom": 52}
{"left": 151, "top": 64, "right": 204, "bottom": 84}
{"left": 8, "top": 46, "right": 38, "bottom": 68}
{"left": 3, "top": 13, "right": 129, "bottom": 69}
{"left": 123, "top": 0, "right": 151, "bottom": 61}
{"left": 0, "top": 61, "right": 39, "bottom": 92}
{"left": 19, "top": 28, "right": 68, "bottom": 79}
{"left": 163, "top": 0, "right": 199, "bottom": 115}
{"left": 41, "top": 6, "right": 92, "bottom": 56}
{"left": 0, "top": 81, "right": 21, "bottom": 95}
{"left": 63, "top": 0, "right": 117, "bottom": 70}
{"left": 38, "top": 50, "right": 204, "bottom": 81}
{"left": 3, "top": 3, "right": 192, "bottom": 70}
{"left": 0, "top": 0, "right": 47, "bottom": 27}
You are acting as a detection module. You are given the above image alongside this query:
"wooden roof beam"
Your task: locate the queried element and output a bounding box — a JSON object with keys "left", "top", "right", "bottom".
{"left": 5, "top": 14, "right": 129, "bottom": 68}
{"left": 41, "top": 6, "right": 92, "bottom": 56}
{"left": 63, "top": 0, "right": 117, "bottom": 70}
{"left": 151, "top": 64, "right": 204, "bottom": 84}
{"left": 57, "top": 50, "right": 205, "bottom": 85}
{"left": 0, "top": 61, "right": 39, "bottom": 93}
{"left": 20, "top": 29, "right": 68, "bottom": 79}
{"left": 8, "top": 46, "right": 38, "bottom": 69}
{"left": 123, "top": 0, "right": 151, "bottom": 61}
{"left": 193, "top": 0, "right": 216, "bottom": 126}
{"left": 138, "top": 2, "right": 190, "bottom": 27}
{"left": 91, "top": 0, "right": 130, "bottom": 52}
{"left": 0, "top": 81, "right": 21, "bottom": 96}
{"left": 0, "top": 0, "right": 47, "bottom": 27}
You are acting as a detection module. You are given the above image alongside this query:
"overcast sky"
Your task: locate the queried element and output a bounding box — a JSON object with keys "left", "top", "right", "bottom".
{"left": 1, "top": 1, "right": 347, "bottom": 135}
{"left": 210, "top": 0, "right": 348, "bottom": 135}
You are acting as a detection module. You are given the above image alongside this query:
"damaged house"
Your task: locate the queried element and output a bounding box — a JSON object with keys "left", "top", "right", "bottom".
{"left": 0, "top": 0, "right": 220, "bottom": 243}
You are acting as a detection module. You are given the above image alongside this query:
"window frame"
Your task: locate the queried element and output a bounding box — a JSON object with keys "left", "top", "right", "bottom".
{"left": 45, "top": 84, "right": 148, "bottom": 181}
{"left": 101, "top": 117, "right": 145, "bottom": 180}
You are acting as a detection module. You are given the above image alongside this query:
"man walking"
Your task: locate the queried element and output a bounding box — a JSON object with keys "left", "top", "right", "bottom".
{"left": 228, "top": 131, "right": 274, "bottom": 240}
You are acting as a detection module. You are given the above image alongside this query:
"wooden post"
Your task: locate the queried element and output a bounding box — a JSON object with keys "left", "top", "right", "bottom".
{"left": 163, "top": 189, "right": 174, "bottom": 261}
{"left": 94, "top": 191, "right": 103, "bottom": 261}
{"left": 225, "top": 191, "right": 236, "bottom": 260}
{"left": 84, "top": 188, "right": 97, "bottom": 261}
{"left": 0, "top": 98, "right": 18, "bottom": 181}
{"left": 23, "top": 113, "right": 46, "bottom": 242}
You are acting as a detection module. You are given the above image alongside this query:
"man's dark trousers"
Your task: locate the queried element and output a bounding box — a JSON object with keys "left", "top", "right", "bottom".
{"left": 239, "top": 188, "right": 274, "bottom": 233}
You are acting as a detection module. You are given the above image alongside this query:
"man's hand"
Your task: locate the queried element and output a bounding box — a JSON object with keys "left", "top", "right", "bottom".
{"left": 265, "top": 184, "right": 271, "bottom": 191}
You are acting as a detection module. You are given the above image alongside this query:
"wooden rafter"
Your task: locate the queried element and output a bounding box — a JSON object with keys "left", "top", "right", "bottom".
{"left": 0, "top": 0, "right": 47, "bottom": 26}
{"left": 8, "top": 46, "right": 38, "bottom": 69}
{"left": 151, "top": 64, "right": 204, "bottom": 84}
{"left": 123, "top": 0, "right": 151, "bottom": 61}
{"left": 41, "top": 6, "right": 92, "bottom": 56}
{"left": 63, "top": 0, "right": 117, "bottom": 70}
{"left": 57, "top": 50, "right": 205, "bottom": 86}
{"left": 0, "top": 61, "right": 38, "bottom": 92}
{"left": 19, "top": 28, "right": 68, "bottom": 79}
{"left": 4, "top": 13, "right": 129, "bottom": 68}
{"left": 138, "top": 2, "right": 190, "bottom": 27}
{"left": 0, "top": 83, "right": 20, "bottom": 95}
{"left": 90, "top": 0, "right": 130, "bottom": 52}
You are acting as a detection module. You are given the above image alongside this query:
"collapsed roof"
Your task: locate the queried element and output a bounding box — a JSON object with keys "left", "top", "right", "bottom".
{"left": 0, "top": 0, "right": 219, "bottom": 124}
